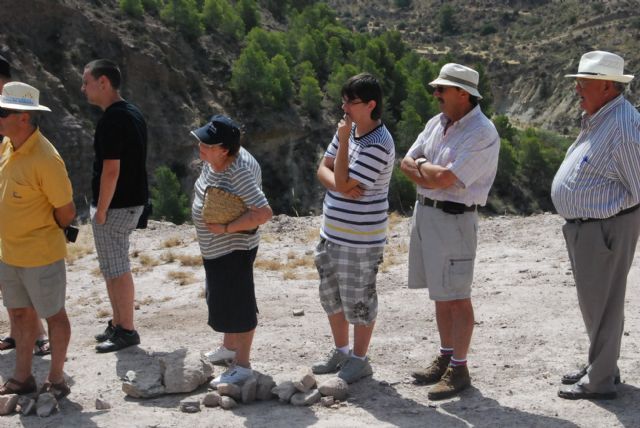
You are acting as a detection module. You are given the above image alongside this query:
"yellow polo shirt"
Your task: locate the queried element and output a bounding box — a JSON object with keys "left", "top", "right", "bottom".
{"left": 0, "top": 129, "right": 73, "bottom": 267}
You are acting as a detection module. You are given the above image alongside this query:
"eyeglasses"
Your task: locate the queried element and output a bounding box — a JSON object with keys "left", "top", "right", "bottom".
{"left": 0, "top": 108, "right": 22, "bottom": 118}
{"left": 576, "top": 79, "right": 590, "bottom": 89}
{"left": 433, "top": 86, "right": 451, "bottom": 93}
{"left": 342, "top": 99, "right": 365, "bottom": 106}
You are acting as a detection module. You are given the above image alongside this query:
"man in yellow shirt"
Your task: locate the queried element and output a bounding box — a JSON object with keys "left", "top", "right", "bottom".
{"left": 0, "top": 82, "right": 76, "bottom": 399}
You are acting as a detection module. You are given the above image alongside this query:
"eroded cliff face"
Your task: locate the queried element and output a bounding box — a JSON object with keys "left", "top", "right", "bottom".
{"left": 0, "top": 0, "right": 331, "bottom": 215}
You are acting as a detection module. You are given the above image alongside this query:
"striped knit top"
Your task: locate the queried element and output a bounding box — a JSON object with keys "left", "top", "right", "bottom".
{"left": 320, "top": 123, "right": 395, "bottom": 248}
{"left": 551, "top": 95, "right": 640, "bottom": 219}
{"left": 192, "top": 147, "right": 269, "bottom": 259}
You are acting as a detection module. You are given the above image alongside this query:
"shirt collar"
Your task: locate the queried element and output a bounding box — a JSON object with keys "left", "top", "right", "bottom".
{"left": 581, "top": 94, "right": 624, "bottom": 129}
{"left": 5, "top": 127, "right": 41, "bottom": 156}
{"left": 439, "top": 104, "right": 483, "bottom": 128}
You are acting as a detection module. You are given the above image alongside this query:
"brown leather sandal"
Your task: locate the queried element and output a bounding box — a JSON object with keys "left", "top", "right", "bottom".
{"left": 0, "top": 376, "right": 37, "bottom": 395}
{"left": 39, "top": 380, "right": 71, "bottom": 400}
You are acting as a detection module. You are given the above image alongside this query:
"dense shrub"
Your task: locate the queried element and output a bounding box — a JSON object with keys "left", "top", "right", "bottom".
{"left": 160, "top": 0, "right": 202, "bottom": 40}
{"left": 150, "top": 166, "right": 191, "bottom": 225}
{"left": 120, "top": 0, "right": 144, "bottom": 18}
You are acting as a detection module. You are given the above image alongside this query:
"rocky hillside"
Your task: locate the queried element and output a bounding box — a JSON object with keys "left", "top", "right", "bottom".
{"left": 329, "top": 0, "right": 640, "bottom": 131}
{"left": 1, "top": 0, "right": 638, "bottom": 215}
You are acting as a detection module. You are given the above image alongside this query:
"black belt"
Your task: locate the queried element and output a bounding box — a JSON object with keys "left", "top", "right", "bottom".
{"left": 566, "top": 204, "right": 640, "bottom": 224}
{"left": 417, "top": 195, "right": 477, "bottom": 214}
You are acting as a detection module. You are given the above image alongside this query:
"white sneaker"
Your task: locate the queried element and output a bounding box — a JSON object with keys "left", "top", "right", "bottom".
{"left": 204, "top": 346, "right": 236, "bottom": 365}
{"left": 209, "top": 365, "right": 253, "bottom": 388}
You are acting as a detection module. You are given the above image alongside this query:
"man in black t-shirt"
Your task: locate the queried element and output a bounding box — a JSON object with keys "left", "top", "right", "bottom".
{"left": 81, "top": 59, "right": 148, "bottom": 353}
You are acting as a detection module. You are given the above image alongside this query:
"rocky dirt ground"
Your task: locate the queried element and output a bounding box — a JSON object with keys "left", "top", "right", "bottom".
{"left": 1, "top": 213, "right": 640, "bottom": 427}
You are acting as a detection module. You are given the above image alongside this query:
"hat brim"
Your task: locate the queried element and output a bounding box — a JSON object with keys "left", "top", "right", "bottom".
{"left": 429, "top": 78, "right": 483, "bottom": 99}
{"left": 0, "top": 101, "right": 51, "bottom": 112}
{"left": 564, "top": 73, "right": 634, "bottom": 83}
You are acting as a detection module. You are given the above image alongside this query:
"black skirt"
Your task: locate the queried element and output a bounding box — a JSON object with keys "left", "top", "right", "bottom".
{"left": 203, "top": 247, "right": 259, "bottom": 333}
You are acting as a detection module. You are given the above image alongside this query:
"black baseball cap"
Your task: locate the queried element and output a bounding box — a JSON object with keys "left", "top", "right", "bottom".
{"left": 190, "top": 114, "right": 240, "bottom": 146}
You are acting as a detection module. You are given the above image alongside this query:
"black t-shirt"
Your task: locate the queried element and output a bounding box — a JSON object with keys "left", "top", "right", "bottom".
{"left": 92, "top": 101, "right": 149, "bottom": 208}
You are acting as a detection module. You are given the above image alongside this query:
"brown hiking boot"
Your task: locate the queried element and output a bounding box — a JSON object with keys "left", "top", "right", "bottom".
{"left": 428, "top": 365, "right": 471, "bottom": 400}
{"left": 411, "top": 354, "right": 451, "bottom": 384}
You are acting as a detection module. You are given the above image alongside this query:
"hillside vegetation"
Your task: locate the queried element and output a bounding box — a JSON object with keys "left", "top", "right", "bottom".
{"left": 2, "top": 0, "right": 632, "bottom": 216}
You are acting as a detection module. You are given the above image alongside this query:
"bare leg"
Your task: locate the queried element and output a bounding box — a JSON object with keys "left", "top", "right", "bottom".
{"left": 327, "top": 311, "right": 349, "bottom": 349}
{"left": 352, "top": 322, "right": 375, "bottom": 357}
{"left": 436, "top": 299, "right": 474, "bottom": 360}
{"left": 45, "top": 308, "right": 71, "bottom": 384}
{"left": 223, "top": 334, "right": 237, "bottom": 351}
{"left": 229, "top": 329, "right": 255, "bottom": 368}
{"left": 106, "top": 272, "right": 135, "bottom": 330}
{"left": 12, "top": 307, "right": 38, "bottom": 381}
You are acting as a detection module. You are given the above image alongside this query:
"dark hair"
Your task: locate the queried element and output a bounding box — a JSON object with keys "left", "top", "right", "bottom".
{"left": 453, "top": 87, "right": 479, "bottom": 106}
{"left": 0, "top": 55, "right": 10, "bottom": 79}
{"left": 341, "top": 73, "right": 383, "bottom": 120}
{"left": 85, "top": 59, "right": 121, "bottom": 89}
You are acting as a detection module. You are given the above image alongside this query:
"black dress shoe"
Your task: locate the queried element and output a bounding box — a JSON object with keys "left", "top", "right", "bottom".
{"left": 561, "top": 366, "right": 620, "bottom": 385}
{"left": 558, "top": 383, "right": 617, "bottom": 400}
{"left": 95, "top": 320, "right": 116, "bottom": 343}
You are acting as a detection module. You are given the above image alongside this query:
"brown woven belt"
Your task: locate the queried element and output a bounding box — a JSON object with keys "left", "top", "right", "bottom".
{"left": 566, "top": 204, "right": 640, "bottom": 224}
{"left": 417, "top": 195, "right": 478, "bottom": 214}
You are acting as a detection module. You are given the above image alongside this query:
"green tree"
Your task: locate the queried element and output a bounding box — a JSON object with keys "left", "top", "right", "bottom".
{"left": 396, "top": 105, "right": 424, "bottom": 154}
{"left": 438, "top": 5, "right": 458, "bottom": 35}
{"left": 388, "top": 166, "right": 415, "bottom": 214}
{"left": 261, "top": 0, "right": 289, "bottom": 21}
{"left": 150, "top": 166, "right": 190, "bottom": 225}
{"left": 237, "top": 0, "right": 260, "bottom": 33}
{"left": 231, "top": 43, "right": 272, "bottom": 106}
{"left": 160, "top": 0, "right": 202, "bottom": 40}
{"left": 298, "top": 75, "right": 322, "bottom": 116}
{"left": 120, "top": 0, "right": 144, "bottom": 17}
{"left": 202, "top": 0, "right": 245, "bottom": 40}
{"left": 141, "top": 0, "right": 161, "bottom": 14}
{"left": 270, "top": 54, "right": 293, "bottom": 105}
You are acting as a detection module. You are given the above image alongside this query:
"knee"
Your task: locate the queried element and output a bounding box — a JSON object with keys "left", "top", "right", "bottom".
{"left": 11, "top": 307, "right": 36, "bottom": 322}
{"left": 46, "top": 308, "right": 69, "bottom": 325}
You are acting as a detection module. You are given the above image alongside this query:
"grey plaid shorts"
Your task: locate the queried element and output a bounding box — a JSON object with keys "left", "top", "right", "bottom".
{"left": 314, "top": 238, "right": 384, "bottom": 325}
{"left": 92, "top": 205, "right": 143, "bottom": 279}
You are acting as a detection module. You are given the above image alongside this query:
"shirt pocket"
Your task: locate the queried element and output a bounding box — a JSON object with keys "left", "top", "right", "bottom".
{"left": 6, "top": 181, "right": 39, "bottom": 207}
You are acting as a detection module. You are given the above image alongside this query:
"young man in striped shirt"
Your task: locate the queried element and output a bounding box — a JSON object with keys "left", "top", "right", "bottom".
{"left": 313, "top": 73, "right": 395, "bottom": 383}
{"left": 552, "top": 51, "right": 640, "bottom": 400}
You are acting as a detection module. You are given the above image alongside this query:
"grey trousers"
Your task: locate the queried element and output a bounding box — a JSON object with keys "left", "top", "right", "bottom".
{"left": 562, "top": 208, "right": 640, "bottom": 393}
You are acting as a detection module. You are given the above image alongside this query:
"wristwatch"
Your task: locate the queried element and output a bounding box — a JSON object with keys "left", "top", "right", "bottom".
{"left": 416, "top": 159, "right": 428, "bottom": 176}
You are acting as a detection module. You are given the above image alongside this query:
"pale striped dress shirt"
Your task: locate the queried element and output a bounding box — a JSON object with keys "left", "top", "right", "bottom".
{"left": 192, "top": 147, "right": 268, "bottom": 259}
{"left": 406, "top": 105, "right": 500, "bottom": 206}
{"left": 551, "top": 95, "right": 640, "bottom": 219}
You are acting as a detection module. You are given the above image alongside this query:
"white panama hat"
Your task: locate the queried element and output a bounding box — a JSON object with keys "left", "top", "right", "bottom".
{"left": 429, "top": 63, "right": 483, "bottom": 99}
{"left": 0, "top": 81, "right": 51, "bottom": 112}
{"left": 565, "top": 50, "right": 634, "bottom": 83}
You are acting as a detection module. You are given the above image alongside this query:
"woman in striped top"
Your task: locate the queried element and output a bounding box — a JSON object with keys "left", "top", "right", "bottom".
{"left": 190, "top": 115, "right": 272, "bottom": 386}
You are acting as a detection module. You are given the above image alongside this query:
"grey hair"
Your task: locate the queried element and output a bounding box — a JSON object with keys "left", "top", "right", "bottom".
{"left": 613, "top": 81, "right": 626, "bottom": 93}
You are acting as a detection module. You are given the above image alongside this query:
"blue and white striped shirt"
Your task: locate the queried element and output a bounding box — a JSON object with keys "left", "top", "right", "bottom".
{"left": 320, "top": 123, "right": 395, "bottom": 248}
{"left": 551, "top": 95, "right": 640, "bottom": 219}
{"left": 407, "top": 105, "right": 500, "bottom": 206}
{"left": 192, "top": 147, "right": 269, "bottom": 259}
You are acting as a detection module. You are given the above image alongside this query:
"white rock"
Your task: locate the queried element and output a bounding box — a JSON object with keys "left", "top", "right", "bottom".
{"left": 293, "top": 367, "right": 316, "bottom": 392}
{"left": 272, "top": 381, "right": 297, "bottom": 402}
{"left": 321, "top": 396, "right": 334, "bottom": 407}
{"left": 318, "top": 378, "right": 348, "bottom": 401}
{"left": 219, "top": 396, "right": 237, "bottom": 410}
{"left": 241, "top": 377, "right": 257, "bottom": 404}
{"left": 290, "top": 389, "right": 321, "bottom": 406}
{"left": 256, "top": 374, "right": 276, "bottom": 401}
{"left": 217, "top": 383, "right": 242, "bottom": 400}
{"left": 161, "top": 350, "right": 214, "bottom": 394}
{"left": 95, "top": 398, "right": 111, "bottom": 410}
{"left": 36, "top": 393, "right": 57, "bottom": 417}
{"left": 0, "top": 394, "right": 19, "bottom": 415}
{"left": 203, "top": 392, "right": 221, "bottom": 407}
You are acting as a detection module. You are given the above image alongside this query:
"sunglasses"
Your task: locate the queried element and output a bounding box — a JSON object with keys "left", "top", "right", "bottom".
{"left": 433, "top": 85, "right": 451, "bottom": 93}
{"left": 0, "top": 108, "right": 22, "bottom": 118}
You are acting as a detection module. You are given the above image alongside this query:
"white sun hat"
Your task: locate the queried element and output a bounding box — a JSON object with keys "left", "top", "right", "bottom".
{"left": 0, "top": 82, "right": 51, "bottom": 112}
{"left": 565, "top": 50, "right": 634, "bottom": 83}
{"left": 429, "top": 63, "right": 483, "bottom": 99}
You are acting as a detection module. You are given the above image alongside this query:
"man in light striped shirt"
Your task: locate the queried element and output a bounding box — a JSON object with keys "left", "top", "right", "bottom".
{"left": 312, "top": 73, "right": 395, "bottom": 384}
{"left": 401, "top": 63, "right": 499, "bottom": 400}
{"left": 552, "top": 51, "right": 640, "bottom": 400}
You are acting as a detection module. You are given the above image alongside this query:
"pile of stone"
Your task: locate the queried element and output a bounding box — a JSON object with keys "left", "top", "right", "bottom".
{"left": 0, "top": 392, "right": 59, "bottom": 418}
{"left": 191, "top": 367, "right": 349, "bottom": 412}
